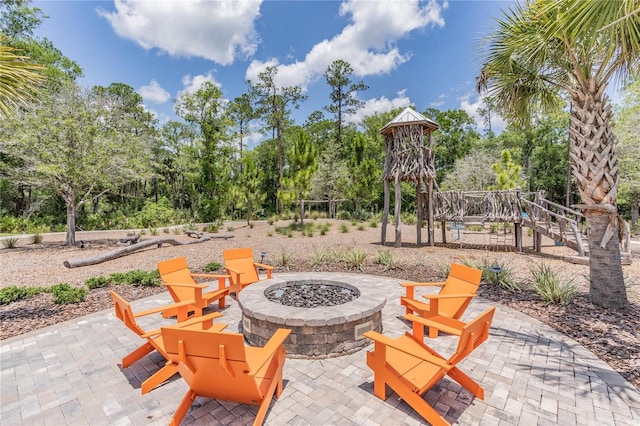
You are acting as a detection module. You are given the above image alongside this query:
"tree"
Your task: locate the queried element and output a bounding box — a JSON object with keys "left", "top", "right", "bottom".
{"left": 228, "top": 93, "right": 254, "bottom": 159}
{"left": 441, "top": 150, "right": 496, "bottom": 191}
{"left": 235, "top": 150, "right": 265, "bottom": 225}
{"left": 248, "top": 66, "right": 306, "bottom": 209}
{"left": 346, "top": 133, "right": 380, "bottom": 219}
{"left": 489, "top": 149, "right": 524, "bottom": 190}
{"left": 175, "top": 81, "right": 232, "bottom": 221}
{"left": 323, "top": 59, "right": 368, "bottom": 147}
{"left": 1, "top": 0, "right": 82, "bottom": 87}
{"left": 477, "top": 0, "right": 640, "bottom": 309}
{"left": 281, "top": 130, "right": 317, "bottom": 225}
{"left": 424, "top": 108, "right": 480, "bottom": 182}
{"left": 0, "top": 82, "right": 152, "bottom": 245}
{"left": 616, "top": 78, "right": 640, "bottom": 232}
{"left": 0, "top": 34, "right": 45, "bottom": 117}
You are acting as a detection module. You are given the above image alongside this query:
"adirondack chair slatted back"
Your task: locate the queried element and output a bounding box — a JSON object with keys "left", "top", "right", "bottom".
{"left": 162, "top": 327, "right": 264, "bottom": 404}
{"left": 223, "top": 248, "right": 259, "bottom": 286}
{"left": 438, "top": 263, "right": 483, "bottom": 318}
{"left": 111, "top": 291, "right": 146, "bottom": 337}
{"left": 158, "top": 256, "right": 199, "bottom": 301}
{"left": 448, "top": 307, "right": 495, "bottom": 366}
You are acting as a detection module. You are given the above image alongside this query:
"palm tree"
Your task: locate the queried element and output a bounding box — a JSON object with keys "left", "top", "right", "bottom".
{"left": 477, "top": 0, "right": 640, "bottom": 309}
{"left": 0, "top": 35, "right": 45, "bottom": 117}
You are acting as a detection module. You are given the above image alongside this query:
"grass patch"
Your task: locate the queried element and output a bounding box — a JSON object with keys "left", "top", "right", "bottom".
{"left": 530, "top": 263, "right": 576, "bottom": 305}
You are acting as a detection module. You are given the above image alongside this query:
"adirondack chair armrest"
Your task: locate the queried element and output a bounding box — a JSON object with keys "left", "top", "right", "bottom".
{"left": 421, "top": 293, "right": 476, "bottom": 300}
{"left": 133, "top": 299, "right": 197, "bottom": 318}
{"left": 254, "top": 262, "right": 273, "bottom": 270}
{"left": 400, "top": 281, "right": 446, "bottom": 287}
{"left": 164, "top": 282, "right": 208, "bottom": 289}
{"left": 248, "top": 329, "right": 291, "bottom": 376}
{"left": 363, "top": 331, "right": 447, "bottom": 367}
{"left": 191, "top": 273, "right": 230, "bottom": 279}
{"left": 404, "top": 313, "right": 464, "bottom": 337}
{"left": 143, "top": 313, "right": 226, "bottom": 338}
{"left": 224, "top": 266, "right": 242, "bottom": 274}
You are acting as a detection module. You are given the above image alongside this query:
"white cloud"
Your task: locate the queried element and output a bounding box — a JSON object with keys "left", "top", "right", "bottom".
{"left": 348, "top": 89, "right": 412, "bottom": 124}
{"left": 458, "top": 92, "right": 506, "bottom": 133}
{"left": 429, "top": 93, "right": 447, "bottom": 108}
{"left": 138, "top": 80, "right": 170, "bottom": 104}
{"left": 98, "top": 0, "right": 262, "bottom": 65}
{"left": 246, "top": 0, "right": 447, "bottom": 91}
{"left": 180, "top": 72, "right": 221, "bottom": 96}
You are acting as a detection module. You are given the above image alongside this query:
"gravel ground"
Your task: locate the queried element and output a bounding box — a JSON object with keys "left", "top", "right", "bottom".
{"left": 1, "top": 219, "right": 639, "bottom": 390}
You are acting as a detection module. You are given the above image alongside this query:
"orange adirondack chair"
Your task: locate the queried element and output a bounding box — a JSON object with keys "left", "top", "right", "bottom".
{"left": 363, "top": 307, "right": 495, "bottom": 426}
{"left": 110, "top": 291, "right": 225, "bottom": 394}
{"left": 223, "top": 247, "right": 274, "bottom": 298}
{"left": 160, "top": 326, "right": 291, "bottom": 426}
{"left": 400, "top": 263, "right": 482, "bottom": 338}
{"left": 158, "top": 256, "right": 230, "bottom": 318}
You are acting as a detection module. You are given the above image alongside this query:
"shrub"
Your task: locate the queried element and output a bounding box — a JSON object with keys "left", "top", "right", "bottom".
{"left": 2, "top": 237, "right": 19, "bottom": 249}
{"left": 86, "top": 275, "right": 109, "bottom": 290}
{"left": 340, "top": 224, "right": 349, "bottom": 233}
{"left": 343, "top": 248, "right": 368, "bottom": 270}
{"left": 530, "top": 263, "right": 576, "bottom": 305}
{"left": 108, "top": 270, "right": 160, "bottom": 286}
{"left": 204, "top": 262, "right": 222, "bottom": 272}
{"left": 310, "top": 247, "right": 333, "bottom": 266}
{"left": 480, "top": 260, "right": 520, "bottom": 292}
{"left": 357, "top": 224, "right": 365, "bottom": 231}
{"left": 375, "top": 249, "right": 395, "bottom": 270}
{"left": 0, "top": 286, "right": 43, "bottom": 305}
{"left": 369, "top": 219, "right": 378, "bottom": 228}
{"left": 277, "top": 247, "right": 293, "bottom": 267}
{"left": 32, "top": 233, "right": 43, "bottom": 244}
{"left": 49, "top": 283, "right": 87, "bottom": 304}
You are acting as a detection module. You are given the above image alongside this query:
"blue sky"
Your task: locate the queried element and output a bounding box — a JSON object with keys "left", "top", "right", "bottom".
{"left": 34, "top": 0, "right": 514, "bottom": 143}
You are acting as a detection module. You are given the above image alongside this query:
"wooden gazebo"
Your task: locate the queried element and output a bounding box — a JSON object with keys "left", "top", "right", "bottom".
{"left": 380, "top": 107, "right": 439, "bottom": 247}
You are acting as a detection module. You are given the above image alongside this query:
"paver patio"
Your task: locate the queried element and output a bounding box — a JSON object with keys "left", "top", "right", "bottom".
{"left": 2, "top": 273, "right": 639, "bottom": 425}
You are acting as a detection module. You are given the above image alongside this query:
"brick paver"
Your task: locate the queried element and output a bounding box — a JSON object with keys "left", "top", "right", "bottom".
{"left": 2, "top": 272, "right": 639, "bottom": 425}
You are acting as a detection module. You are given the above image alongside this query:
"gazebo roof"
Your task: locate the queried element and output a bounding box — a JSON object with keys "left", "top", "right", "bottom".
{"left": 380, "top": 106, "right": 440, "bottom": 135}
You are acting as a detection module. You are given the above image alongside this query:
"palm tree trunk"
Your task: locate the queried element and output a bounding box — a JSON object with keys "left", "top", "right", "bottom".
{"left": 584, "top": 211, "right": 627, "bottom": 308}
{"left": 569, "top": 84, "right": 627, "bottom": 309}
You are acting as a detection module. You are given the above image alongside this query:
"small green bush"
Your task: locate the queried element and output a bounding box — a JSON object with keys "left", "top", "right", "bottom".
{"left": 0, "top": 286, "right": 43, "bottom": 305}
{"left": 340, "top": 224, "right": 349, "bottom": 233}
{"left": 32, "top": 233, "right": 43, "bottom": 244}
{"left": 481, "top": 260, "right": 520, "bottom": 292}
{"left": 2, "top": 237, "right": 19, "bottom": 249}
{"left": 310, "top": 247, "right": 333, "bottom": 266}
{"left": 204, "top": 262, "right": 222, "bottom": 272}
{"left": 530, "top": 263, "right": 576, "bottom": 305}
{"left": 369, "top": 219, "right": 378, "bottom": 228}
{"left": 49, "top": 283, "right": 87, "bottom": 304}
{"left": 86, "top": 275, "right": 109, "bottom": 290}
{"left": 343, "top": 248, "right": 368, "bottom": 271}
{"left": 375, "top": 249, "right": 395, "bottom": 270}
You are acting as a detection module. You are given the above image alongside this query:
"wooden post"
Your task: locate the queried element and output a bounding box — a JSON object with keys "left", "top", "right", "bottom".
{"left": 416, "top": 184, "right": 422, "bottom": 247}
{"left": 394, "top": 176, "right": 402, "bottom": 247}
{"left": 441, "top": 221, "right": 447, "bottom": 243}
{"left": 382, "top": 179, "right": 390, "bottom": 245}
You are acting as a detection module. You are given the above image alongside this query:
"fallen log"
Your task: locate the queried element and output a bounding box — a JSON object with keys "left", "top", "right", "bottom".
{"left": 63, "top": 235, "right": 234, "bottom": 268}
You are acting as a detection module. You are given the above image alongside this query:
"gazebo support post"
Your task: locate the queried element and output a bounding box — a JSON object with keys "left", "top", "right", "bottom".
{"left": 394, "top": 176, "right": 402, "bottom": 248}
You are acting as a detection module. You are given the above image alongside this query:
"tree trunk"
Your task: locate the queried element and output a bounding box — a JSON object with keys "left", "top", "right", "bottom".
{"left": 569, "top": 83, "right": 627, "bottom": 308}
{"left": 585, "top": 212, "right": 627, "bottom": 308}
{"left": 631, "top": 194, "right": 639, "bottom": 232}
{"left": 65, "top": 203, "right": 77, "bottom": 246}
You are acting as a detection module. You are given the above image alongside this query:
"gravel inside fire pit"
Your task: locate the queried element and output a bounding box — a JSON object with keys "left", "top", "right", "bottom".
{"left": 265, "top": 283, "right": 360, "bottom": 307}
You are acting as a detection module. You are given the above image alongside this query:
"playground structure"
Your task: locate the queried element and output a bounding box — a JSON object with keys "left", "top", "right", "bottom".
{"left": 379, "top": 108, "right": 631, "bottom": 263}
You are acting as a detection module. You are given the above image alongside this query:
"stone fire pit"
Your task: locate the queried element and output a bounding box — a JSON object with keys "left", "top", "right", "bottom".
{"left": 238, "top": 272, "right": 393, "bottom": 358}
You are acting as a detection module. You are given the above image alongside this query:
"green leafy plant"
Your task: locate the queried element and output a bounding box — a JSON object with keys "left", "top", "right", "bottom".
{"left": 375, "top": 249, "right": 396, "bottom": 270}
{"left": 2, "top": 237, "right": 19, "bottom": 249}
{"left": 48, "top": 283, "right": 87, "bottom": 304}
{"left": 204, "top": 262, "right": 222, "bottom": 272}
{"left": 343, "top": 247, "right": 368, "bottom": 271}
{"left": 369, "top": 219, "right": 378, "bottom": 228}
{"left": 31, "top": 233, "right": 43, "bottom": 244}
{"left": 310, "top": 247, "right": 333, "bottom": 266}
{"left": 480, "top": 260, "right": 520, "bottom": 292}
{"left": 277, "top": 247, "right": 292, "bottom": 268}
{"left": 0, "top": 286, "right": 43, "bottom": 305}
{"left": 531, "top": 263, "right": 576, "bottom": 305}
{"left": 340, "top": 224, "right": 349, "bottom": 233}
{"left": 85, "top": 275, "right": 109, "bottom": 290}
